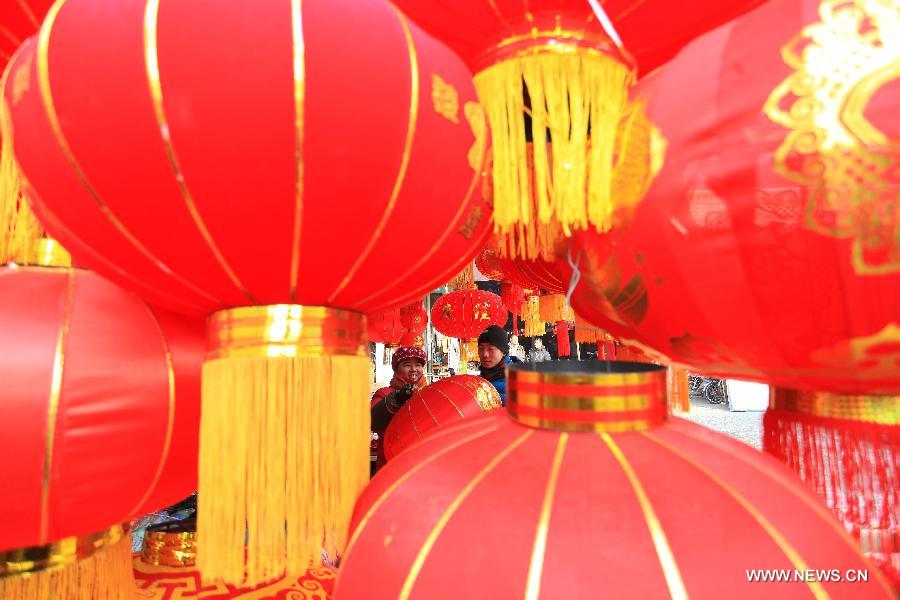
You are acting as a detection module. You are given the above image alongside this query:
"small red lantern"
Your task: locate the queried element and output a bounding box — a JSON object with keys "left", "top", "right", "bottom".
{"left": 367, "top": 307, "right": 404, "bottom": 349}
{"left": 382, "top": 375, "right": 501, "bottom": 461}
{"left": 3, "top": 0, "right": 491, "bottom": 582}
{"left": 474, "top": 245, "right": 505, "bottom": 281}
{"left": 336, "top": 362, "right": 894, "bottom": 599}
{"left": 399, "top": 300, "right": 428, "bottom": 335}
{"left": 430, "top": 287, "right": 506, "bottom": 368}
{"left": 0, "top": 266, "right": 203, "bottom": 599}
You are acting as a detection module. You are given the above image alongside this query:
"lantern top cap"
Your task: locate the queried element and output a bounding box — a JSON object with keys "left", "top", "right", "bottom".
{"left": 506, "top": 360, "right": 668, "bottom": 433}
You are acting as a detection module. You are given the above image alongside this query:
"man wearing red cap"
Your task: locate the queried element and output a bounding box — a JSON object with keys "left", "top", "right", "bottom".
{"left": 370, "top": 346, "right": 427, "bottom": 474}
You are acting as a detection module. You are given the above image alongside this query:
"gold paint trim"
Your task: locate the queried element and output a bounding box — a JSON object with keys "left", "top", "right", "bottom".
{"left": 206, "top": 304, "right": 365, "bottom": 359}
{"left": 406, "top": 398, "right": 421, "bottom": 437}
{"left": 126, "top": 302, "right": 177, "bottom": 517}
{"left": 769, "top": 389, "right": 898, "bottom": 425}
{"left": 342, "top": 421, "right": 499, "bottom": 558}
{"left": 641, "top": 431, "right": 828, "bottom": 600}
{"left": 514, "top": 415, "right": 653, "bottom": 434}
{"left": 435, "top": 379, "right": 475, "bottom": 418}
{"left": 418, "top": 390, "right": 440, "bottom": 426}
{"left": 0, "top": 524, "right": 129, "bottom": 578}
{"left": 289, "top": 0, "right": 305, "bottom": 301}
{"left": 668, "top": 424, "right": 897, "bottom": 595}
{"left": 328, "top": 4, "right": 419, "bottom": 304}
{"left": 36, "top": 0, "right": 223, "bottom": 306}
{"left": 143, "top": 0, "right": 255, "bottom": 303}
{"left": 601, "top": 433, "right": 687, "bottom": 600}
{"left": 524, "top": 433, "right": 567, "bottom": 600}
{"left": 399, "top": 430, "right": 533, "bottom": 600}
{"left": 39, "top": 268, "right": 74, "bottom": 544}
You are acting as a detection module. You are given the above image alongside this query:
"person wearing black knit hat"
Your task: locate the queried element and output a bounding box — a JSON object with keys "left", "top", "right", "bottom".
{"left": 477, "top": 324, "right": 519, "bottom": 406}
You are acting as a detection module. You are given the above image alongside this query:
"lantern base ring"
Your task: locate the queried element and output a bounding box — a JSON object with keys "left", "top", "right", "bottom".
{"left": 0, "top": 524, "right": 129, "bottom": 578}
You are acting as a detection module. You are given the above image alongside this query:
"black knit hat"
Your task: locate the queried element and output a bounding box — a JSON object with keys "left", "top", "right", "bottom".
{"left": 477, "top": 325, "right": 509, "bottom": 355}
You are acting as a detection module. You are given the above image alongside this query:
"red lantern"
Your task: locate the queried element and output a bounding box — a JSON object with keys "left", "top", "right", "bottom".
{"left": 430, "top": 288, "right": 506, "bottom": 367}
{"left": 568, "top": 0, "right": 900, "bottom": 583}
{"left": 474, "top": 245, "right": 505, "bottom": 281}
{"left": 367, "top": 307, "right": 404, "bottom": 349}
{"left": 391, "top": 0, "right": 760, "bottom": 257}
{"left": 399, "top": 300, "right": 428, "bottom": 335}
{"left": 3, "top": 0, "right": 491, "bottom": 584}
{"left": 0, "top": 1, "right": 52, "bottom": 70}
{"left": 0, "top": 266, "right": 203, "bottom": 598}
{"left": 382, "top": 375, "right": 501, "bottom": 461}
{"left": 336, "top": 362, "right": 894, "bottom": 599}
{"left": 399, "top": 330, "right": 425, "bottom": 349}
{"left": 500, "top": 255, "right": 569, "bottom": 294}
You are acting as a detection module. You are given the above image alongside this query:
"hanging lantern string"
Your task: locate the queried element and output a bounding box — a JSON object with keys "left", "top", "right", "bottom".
{"left": 586, "top": 0, "right": 625, "bottom": 49}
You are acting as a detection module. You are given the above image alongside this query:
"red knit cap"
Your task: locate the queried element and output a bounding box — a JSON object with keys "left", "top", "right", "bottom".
{"left": 392, "top": 346, "right": 427, "bottom": 370}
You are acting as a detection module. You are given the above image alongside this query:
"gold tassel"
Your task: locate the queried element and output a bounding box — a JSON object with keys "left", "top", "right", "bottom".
{"left": 538, "top": 293, "right": 574, "bottom": 323}
{"left": 0, "top": 101, "right": 46, "bottom": 265}
{"left": 475, "top": 48, "right": 632, "bottom": 260}
{"left": 448, "top": 262, "right": 475, "bottom": 291}
{"left": 523, "top": 295, "right": 544, "bottom": 337}
{"left": 459, "top": 338, "right": 478, "bottom": 374}
{"left": 0, "top": 524, "right": 135, "bottom": 600}
{"left": 198, "top": 306, "right": 370, "bottom": 586}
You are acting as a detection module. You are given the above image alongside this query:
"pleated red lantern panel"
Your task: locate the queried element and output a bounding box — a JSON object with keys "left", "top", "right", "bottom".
{"left": 336, "top": 362, "right": 894, "bottom": 599}
{"left": 399, "top": 331, "right": 425, "bottom": 349}
{"left": 390, "top": 0, "right": 759, "bottom": 258}
{"left": 569, "top": 0, "right": 900, "bottom": 395}
{"left": 399, "top": 300, "right": 428, "bottom": 335}
{"left": 367, "top": 307, "right": 403, "bottom": 348}
{"left": 0, "top": 0, "right": 55, "bottom": 264}
{"left": 430, "top": 288, "right": 506, "bottom": 368}
{"left": 0, "top": 266, "right": 203, "bottom": 599}
{"left": 382, "top": 375, "right": 501, "bottom": 461}
{"left": 2, "top": 0, "right": 491, "bottom": 583}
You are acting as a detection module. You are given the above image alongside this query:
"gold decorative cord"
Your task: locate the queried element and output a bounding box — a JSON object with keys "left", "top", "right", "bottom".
{"left": 524, "top": 433, "right": 568, "bottom": 600}
{"left": 143, "top": 0, "right": 255, "bottom": 303}
{"left": 289, "top": 0, "right": 305, "bottom": 301}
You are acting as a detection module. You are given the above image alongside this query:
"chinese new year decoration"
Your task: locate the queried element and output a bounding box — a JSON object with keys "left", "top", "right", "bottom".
{"left": 382, "top": 374, "right": 501, "bottom": 461}
{"left": 399, "top": 299, "right": 428, "bottom": 348}
{"left": 430, "top": 287, "right": 506, "bottom": 370}
{"left": 0, "top": 266, "right": 203, "bottom": 600}
{"left": 2, "top": 0, "right": 490, "bottom": 585}
{"left": 567, "top": 0, "right": 900, "bottom": 584}
{"left": 337, "top": 361, "right": 893, "bottom": 598}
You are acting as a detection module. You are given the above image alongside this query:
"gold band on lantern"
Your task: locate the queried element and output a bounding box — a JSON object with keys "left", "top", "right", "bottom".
{"left": 0, "top": 524, "right": 129, "bottom": 578}
{"left": 769, "top": 389, "right": 899, "bottom": 425}
{"left": 206, "top": 305, "right": 366, "bottom": 359}
{"left": 479, "top": 28, "right": 634, "bottom": 72}
{"left": 507, "top": 362, "right": 667, "bottom": 433}
{"left": 141, "top": 524, "right": 196, "bottom": 568}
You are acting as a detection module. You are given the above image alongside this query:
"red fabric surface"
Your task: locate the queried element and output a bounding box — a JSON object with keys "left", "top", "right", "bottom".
{"left": 571, "top": 0, "right": 900, "bottom": 394}
{"left": 337, "top": 412, "right": 894, "bottom": 599}
{"left": 0, "top": 267, "right": 203, "bottom": 550}
{"left": 366, "top": 307, "right": 403, "bottom": 346}
{"left": 382, "top": 375, "right": 501, "bottom": 460}
{"left": 389, "top": 0, "right": 765, "bottom": 76}
{"left": 6, "top": 0, "right": 490, "bottom": 318}
{"left": 0, "top": 1, "right": 52, "bottom": 70}
{"left": 399, "top": 301, "right": 428, "bottom": 335}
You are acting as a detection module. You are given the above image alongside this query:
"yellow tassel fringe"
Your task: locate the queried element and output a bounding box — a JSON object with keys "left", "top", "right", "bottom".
{"left": 0, "top": 530, "right": 135, "bottom": 600}
{"left": 198, "top": 354, "right": 370, "bottom": 586}
{"left": 475, "top": 49, "right": 632, "bottom": 260}
{"left": 523, "top": 296, "right": 544, "bottom": 337}
{"left": 0, "top": 127, "right": 45, "bottom": 264}
{"left": 538, "top": 294, "right": 574, "bottom": 323}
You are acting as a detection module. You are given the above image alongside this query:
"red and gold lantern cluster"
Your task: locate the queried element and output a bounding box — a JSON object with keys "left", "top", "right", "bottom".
{"left": 430, "top": 287, "right": 506, "bottom": 369}
{"left": 0, "top": 266, "right": 203, "bottom": 599}
{"left": 3, "top": 0, "right": 491, "bottom": 585}
{"left": 399, "top": 299, "right": 428, "bottom": 348}
{"left": 337, "top": 362, "right": 893, "bottom": 598}
{"left": 383, "top": 374, "right": 501, "bottom": 461}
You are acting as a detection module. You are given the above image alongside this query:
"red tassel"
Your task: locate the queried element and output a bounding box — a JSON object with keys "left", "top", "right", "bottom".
{"left": 764, "top": 404, "right": 899, "bottom": 588}
{"left": 555, "top": 321, "right": 570, "bottom": 358}
{"left": 501, "top": 281, "right": 524, "bottom": 335}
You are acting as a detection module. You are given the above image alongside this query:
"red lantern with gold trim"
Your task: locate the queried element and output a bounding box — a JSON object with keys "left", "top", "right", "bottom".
{"left": 0, "top": 266, "right": 203, "bottom": 599}
{"left": 382, "top": 375, "right": 501, "bottom": 461}
{"left": 367, "top": 307, "right": 404, "bottom": 349}
{"left": 391, "top": 0, "right": 762, "bottom": 258}
{"left": 399, "top": 300, "right": 428, "bottom": 335}
{"left": 430, "top": 287, "right": 506, "bottom": 369}
{"left": 2, "top": 0, "right": 490, "bottom": 585}
{"left": 568, "top": 0, "right": 900, "bottom": 583}
{"left": 336, "top": 362, "right": 894, "bottom": 599}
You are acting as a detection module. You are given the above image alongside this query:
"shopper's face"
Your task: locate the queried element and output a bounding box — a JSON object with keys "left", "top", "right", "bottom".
{"left": 478, "top": 343, "right": 503, "bottom": 369}
{"left": 396, "top": 359, "right": 423, "bottom": 382}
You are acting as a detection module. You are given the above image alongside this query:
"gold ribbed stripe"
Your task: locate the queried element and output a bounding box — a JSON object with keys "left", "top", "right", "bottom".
{"left": 289, "top": 0, "right": 304, "bottom": 301}
{"left": 770, "top": 389, "right": 898, "bottom": 425}
{"left": 524, "top": 433, "right": 568, "bottom": 600}
{"left": 39, "top": 268, "right": 74, "bottom": 544}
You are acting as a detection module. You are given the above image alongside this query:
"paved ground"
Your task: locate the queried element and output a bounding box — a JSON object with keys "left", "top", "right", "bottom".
{"left": 675, "top": 395, "right": 764, "bottom": 450}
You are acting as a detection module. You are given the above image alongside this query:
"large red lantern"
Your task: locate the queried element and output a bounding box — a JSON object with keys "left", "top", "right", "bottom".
{"left": 568, "top": 0, "right": 900, "bottom": 583}
{"left": 391, "top": 0, "right": 761, "bottom": 258}
{"left": 0, "top": 266, "right": 203, "bottom": 599}
{"left": 430, "top": 287, "right": 506, "bottom": 368}
{"left": 382, "top": 374, "right": 501, "bottom": 461}
{"left": 2, "top": 0, "right": 490, "bottom": 585}
{"left": 336, "top": 362, "right": 894, "bottom": 599}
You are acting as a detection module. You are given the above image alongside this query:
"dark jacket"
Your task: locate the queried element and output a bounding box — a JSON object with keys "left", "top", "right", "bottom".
{"left": 479, "top": 356, "right": 521, "bottom": 406}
